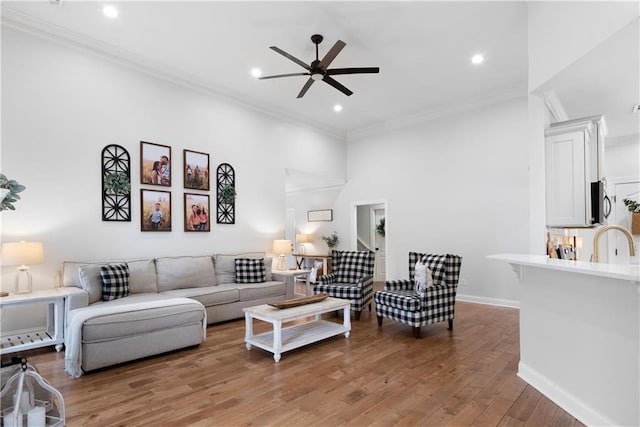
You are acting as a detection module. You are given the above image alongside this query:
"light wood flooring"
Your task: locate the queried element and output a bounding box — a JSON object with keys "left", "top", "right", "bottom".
{"left": 6, "top": 283, "right": 583, "bottom": 426}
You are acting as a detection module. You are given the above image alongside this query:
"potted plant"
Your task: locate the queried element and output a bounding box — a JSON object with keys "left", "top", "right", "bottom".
{"left": 0, "top": 174, "right": 26, "bottom": 211}
{"left": 219, "top": 185, "right": 237, "bottom": 204}
{"left": 320, "top": 231, "right": 339, "bottom": 254}
{"left": 103, "top": 172, "right": 131, "bottom": 195}
{"left": 623, "top": 198, "right": 640, "bottom": 234}
{"left": 376, "top": 217, "right": 385, "bottom": 237}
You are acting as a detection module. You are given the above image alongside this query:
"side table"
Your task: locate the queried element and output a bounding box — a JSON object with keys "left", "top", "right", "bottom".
{"left": 272, "top": 269, "right": 312, "bottom": 296}
{"left": 0, "top": 289, "right": 67, "bottom": 355}
{"left": 292, "top": 254, "right": 331, "bottom": 281}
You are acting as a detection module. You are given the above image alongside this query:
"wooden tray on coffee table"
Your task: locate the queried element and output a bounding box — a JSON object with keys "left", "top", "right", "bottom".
{"left": 268, "top": 294, "right": 328, "bottom": 309}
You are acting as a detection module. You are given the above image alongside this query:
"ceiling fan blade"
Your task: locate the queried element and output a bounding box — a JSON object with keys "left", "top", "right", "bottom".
{"left": 319, "top": 40, "right": 346, "bottom": 68}
{"left": 259, "top": 72, "right": 310, "bottom": 80}
{"left": 270, "top": 46, "right": 311, "bottom": 70}
{"left": 322, "top": 75, "right": 353, "bottom": 96}
{"left": 327, "top": 67, "right": 380, "bottom": 75}
{"left": 297, "top": 78, "right": 315, "bottom": 98}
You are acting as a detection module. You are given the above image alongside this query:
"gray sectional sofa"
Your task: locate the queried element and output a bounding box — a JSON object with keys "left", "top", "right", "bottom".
{"left": 60, "top": 252, "right": 292, "bottom": 375}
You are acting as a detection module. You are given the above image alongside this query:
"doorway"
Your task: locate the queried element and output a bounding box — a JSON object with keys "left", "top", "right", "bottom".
{"left": 352, "top": 200, "right": 387, "bottom": 281}
{"left": 609, "top": 179, "right": 640, "bottom": 264}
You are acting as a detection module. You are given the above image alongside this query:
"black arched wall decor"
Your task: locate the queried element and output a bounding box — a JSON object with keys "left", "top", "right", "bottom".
{"left": 102, "top": 144, "right": 131, "bottom": 221}
{"left": 216, "top": 163, "right": 235, "bottom": 224}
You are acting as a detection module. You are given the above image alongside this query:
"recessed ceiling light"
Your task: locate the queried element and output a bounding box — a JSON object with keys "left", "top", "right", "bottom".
{"left": 103, "top": 5, "right": 118, "bottom": 18}
{"left": 250, "top": 68, "right": 262, "bottom": 78}
{"left": 333, "top": 105, "right": 343, "bottom": 112}
{"left": 471, "top": 54, "right": 484, "bottom": 65}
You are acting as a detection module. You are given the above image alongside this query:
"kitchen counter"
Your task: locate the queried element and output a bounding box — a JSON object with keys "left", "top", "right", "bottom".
{"left": 489, "top": 253, "right": 639, "bottom": 426}
{"left": 488, "top": 253, "right": 640, "bottom": 282}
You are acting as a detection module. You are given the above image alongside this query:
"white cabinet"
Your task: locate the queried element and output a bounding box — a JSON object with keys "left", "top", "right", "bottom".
{"left": 545, "top": 115, "right": 607, "bottom": 228}
{"left": 545, "top": 120, "right": 593, "bottom": 227}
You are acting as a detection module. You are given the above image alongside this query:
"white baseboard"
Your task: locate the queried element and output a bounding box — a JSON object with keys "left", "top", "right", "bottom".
{"left": 518, "top": 362, "right": 615, "bottom": 427}
{"left": 456, "top": 293, "right": 519, "bottom": 308}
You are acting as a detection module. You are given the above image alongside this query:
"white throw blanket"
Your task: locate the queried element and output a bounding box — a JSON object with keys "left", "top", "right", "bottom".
{"left": 65, "top": 297, "right": 207, "bottom": 378}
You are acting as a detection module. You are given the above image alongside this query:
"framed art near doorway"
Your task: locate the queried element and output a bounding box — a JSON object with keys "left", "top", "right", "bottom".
{"left": 308, "top": 209, "right": 333, "bottom": 222}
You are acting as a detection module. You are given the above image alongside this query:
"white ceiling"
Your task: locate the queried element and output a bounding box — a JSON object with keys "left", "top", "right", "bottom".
{"left": 1, "top": 1, "right": 528, "bottom": 139}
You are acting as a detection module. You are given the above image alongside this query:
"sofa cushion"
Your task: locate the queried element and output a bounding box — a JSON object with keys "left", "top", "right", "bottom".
{"left": 81, "top": 294, "right": 204, "bottom": 342}
{"left": 126, "top": 259, "right": 158, "bottom": 294}
{"left": 161, "top": 285, "right": 239, "bottom": 307}
{"left": 235, "top": 258, "right": 266, "bottom": 283}
{"left": 100, "top": 264, "right": 130, "bottom": 301}
{"left": 63, "top": 259, "right": 158, "bottom": 294}
{"left": 78, "top": 265, "right": 103, "bottom": 304}
{"left": 155, "top": 256, "right": 216, "bottom": 292}
{"left": 237, "top": 281, "right": 287, "bottom": 301}
{"left": 215, "top": 253, "right": 272, "bottom": 284}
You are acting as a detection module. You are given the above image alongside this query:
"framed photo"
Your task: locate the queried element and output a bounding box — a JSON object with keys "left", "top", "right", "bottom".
{"left": 308, "top": 209, "right": 333, "bottom": 222}
{"left": 183, "top": 149, "right": 210, "bottom": 191}
{"left": 140, "top": 141, "right": 171, "bottom": 186}
{"left": 184, "top": 193, "right": 210, "bottom": 232}
{"left": 141, "top": 189, "right": 171, "bottom": 232}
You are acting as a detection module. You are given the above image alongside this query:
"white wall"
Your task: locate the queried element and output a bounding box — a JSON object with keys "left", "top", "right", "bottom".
{"left": 285, "top": 188, "right": 342, "bottom": 255}
{"left": 606, "top": 140, "right": 640, "bottom": 180}
{"left": 356, "top": 205, "right": 371, "bottom": 248}
{"left": 0, "top": 27, "right": 345, "bottom": 293}
{"left": 527, "top": 1, "right": 639, "bottom": 91}
{"left": 336, "top": 97, "right": 530, "bottom": 304}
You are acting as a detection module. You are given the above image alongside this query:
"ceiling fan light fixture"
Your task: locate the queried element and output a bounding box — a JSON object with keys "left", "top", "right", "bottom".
{"left": 261, "top": 34, "right": 379, "bottom": 98}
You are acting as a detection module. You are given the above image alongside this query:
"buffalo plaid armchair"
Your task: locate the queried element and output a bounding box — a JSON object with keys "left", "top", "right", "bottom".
{"left": 313, "top": 250, "right": 375, "bottom": 320}
{"left": 374, "top": 252, "right": 462, "bottom": 338}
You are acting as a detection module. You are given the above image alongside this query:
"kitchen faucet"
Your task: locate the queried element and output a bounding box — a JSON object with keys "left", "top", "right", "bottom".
{"left": 591, "top": 225, "right": 636, "bottom": 263}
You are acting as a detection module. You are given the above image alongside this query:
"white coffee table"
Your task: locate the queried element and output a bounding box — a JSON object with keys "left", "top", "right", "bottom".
{"left": 243, "top": 297, "right": 351, "bottom": 362}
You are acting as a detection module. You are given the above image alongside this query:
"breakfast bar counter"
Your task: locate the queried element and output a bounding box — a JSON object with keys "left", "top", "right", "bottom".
{"left": 489, "top": 254, "right": 639, "bottom": 427}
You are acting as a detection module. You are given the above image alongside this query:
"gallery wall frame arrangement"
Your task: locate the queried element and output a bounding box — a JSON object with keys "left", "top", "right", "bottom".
{"left": 308, "top": 209, "right": 333, "bottom": 222}
{"left": 216, "top": 163, "right": 236, "bottom": 225}
{"left": 140, "top": 189, "right": 172, "bottom": 232}
{"left": 183, "top": 149, "right": 210, "bottom": 191}
{"left": 184, "top": 193, "right": 210, "bottom": 232}
{"left": 140, "top": 141, "right": 171, "bottom": 187}
{"left": 101, "top": 144, "right": 131, "bottom": 222}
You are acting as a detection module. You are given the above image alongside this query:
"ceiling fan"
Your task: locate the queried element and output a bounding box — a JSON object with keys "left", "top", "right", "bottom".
{"left": 259, "top": 34, "right": 380, "bottom": 98}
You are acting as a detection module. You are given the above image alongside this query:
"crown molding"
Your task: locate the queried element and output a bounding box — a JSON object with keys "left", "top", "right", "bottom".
{"left": 347, "top": 84, "right": 528, "bottom": 141}
{"left": 285, "top": 183, "right": 345, "bottom": 196}
{"left": 284, "top": 168, "right": 346, "bottom": 195}
{"left": 1, "top": 7, "right": 347, "bottom": 141}
{"left": 541, "top": 89, "right": 570, "bottom": 123}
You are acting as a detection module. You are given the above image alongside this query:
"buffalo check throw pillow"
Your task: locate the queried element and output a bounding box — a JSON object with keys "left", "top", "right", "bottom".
{"left": 235, "top": 258, "right": 266, "bottom": 283}
{"left": 100, "top": 263, "right": 130, "bottom": 301}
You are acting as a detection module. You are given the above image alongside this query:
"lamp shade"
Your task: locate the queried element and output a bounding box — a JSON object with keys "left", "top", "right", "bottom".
{"left": 2, "top": 241, "right": 44, "bottom": 266}
{"left": 296, "top": 234, "right": 313, "bottom": 244}
{"left": 272, "top": 239, "right": 292, "bottom": 255}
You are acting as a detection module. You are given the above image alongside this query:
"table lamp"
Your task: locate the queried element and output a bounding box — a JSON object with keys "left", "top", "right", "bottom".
{"left": 2, "top": 241, "right": 44, "bottom": 294}
{"left": 296, "top": 234, "right": 313, "bottom": 254}
{"left": 272, "top": 239, "right": 292, "bottom": 271}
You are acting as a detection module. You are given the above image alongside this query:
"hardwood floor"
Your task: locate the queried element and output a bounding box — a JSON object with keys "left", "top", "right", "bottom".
{"left": 6, "top": 285, "right": 583, "bottom": 426}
